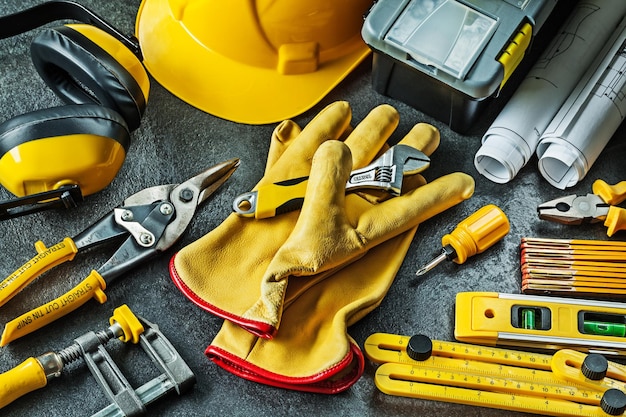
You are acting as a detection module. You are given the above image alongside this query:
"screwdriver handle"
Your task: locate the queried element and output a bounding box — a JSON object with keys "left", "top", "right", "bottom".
{"left": 592, "top": 180, "right": 626, "bottom": 206}
{"left": 441, "top": 204, "right": 510, "bottom": 264}
{"left": 0, "top": 357, "right": 47, "bottom": 408}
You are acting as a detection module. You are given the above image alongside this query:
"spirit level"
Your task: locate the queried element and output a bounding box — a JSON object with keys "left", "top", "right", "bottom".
{"left": 455, "top": 292, "right": 626, "bottom": 355}
{"left": 364, "top": 333, "right": 626, "bottom": 416}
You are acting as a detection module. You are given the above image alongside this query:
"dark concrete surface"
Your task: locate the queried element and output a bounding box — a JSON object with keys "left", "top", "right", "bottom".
{"left": 1, "top": 1, "right": 625, "bottom": 416}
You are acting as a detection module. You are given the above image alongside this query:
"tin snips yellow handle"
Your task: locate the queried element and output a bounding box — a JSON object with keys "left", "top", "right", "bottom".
{"left": 0, "top": 270, "right": 107, "bottom": 346}
{"left": 0, "top": 237, "right": 78, "bottom": 307}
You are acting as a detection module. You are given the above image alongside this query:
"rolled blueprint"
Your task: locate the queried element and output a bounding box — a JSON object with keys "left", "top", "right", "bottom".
{"left": 474, "top": 0, "right": 626, "bottom": 184}
{"left": 536, "top": 17, "right": 626, "bottom": 189}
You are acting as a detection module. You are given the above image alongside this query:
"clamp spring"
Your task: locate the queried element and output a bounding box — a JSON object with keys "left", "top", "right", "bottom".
{"left": 57, "top": 328, "right": 116, "bottom": 364}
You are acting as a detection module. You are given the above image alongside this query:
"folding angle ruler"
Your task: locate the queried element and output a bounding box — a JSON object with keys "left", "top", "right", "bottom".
{"left": 365, "top": 332, "right": 626, "bottom": 416}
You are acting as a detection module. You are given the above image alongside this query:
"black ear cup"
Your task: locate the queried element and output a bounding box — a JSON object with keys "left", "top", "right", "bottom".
{"left": 0, "top": 104, "right": 130, "bottom": 154}
{"left": 30, "top": 24, "right": 148, "bottom": 131}
{"left": 0, "top": 104, "right": 130, "bottom": 198}
{"left": 0, "top": 4, "right": 149, "bottom": 217}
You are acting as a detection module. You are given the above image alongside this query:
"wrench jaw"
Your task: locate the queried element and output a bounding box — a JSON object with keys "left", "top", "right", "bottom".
{"left": 345, "top": 145, "right": 430, "bottom": 195}
{"left": 392, "top": 144, "right": 431, "bottom": 175}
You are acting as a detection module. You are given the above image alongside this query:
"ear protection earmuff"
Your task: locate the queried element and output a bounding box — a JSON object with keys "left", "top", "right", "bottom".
{"left": 0, "top": 0, "right": 149, "bottom": 219}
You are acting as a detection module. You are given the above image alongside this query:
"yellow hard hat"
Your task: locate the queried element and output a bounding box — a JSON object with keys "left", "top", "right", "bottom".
{"left": 135, "top": 0, "right": 372, "bottom": 124}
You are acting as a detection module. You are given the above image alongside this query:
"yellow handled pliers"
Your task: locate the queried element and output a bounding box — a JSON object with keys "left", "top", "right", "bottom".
{"left": 537, "top": 180, "right": 626, "bottom": 237}
{"left": 0, "top": 158, "right": 239, "bottom": 345}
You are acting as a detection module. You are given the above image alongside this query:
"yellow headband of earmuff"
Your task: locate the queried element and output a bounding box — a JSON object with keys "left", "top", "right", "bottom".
{"left": 0, "top": 1, "right": 150, "bottom": 219}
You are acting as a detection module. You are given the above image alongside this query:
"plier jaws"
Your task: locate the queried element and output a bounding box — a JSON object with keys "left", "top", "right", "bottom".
{"left": 537, "top": 193, "right": 609, "bottom": 225}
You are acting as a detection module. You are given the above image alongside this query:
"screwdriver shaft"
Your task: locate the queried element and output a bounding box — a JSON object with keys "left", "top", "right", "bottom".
{"left": 416, "top": 246, "right": 455, "bottom": 276}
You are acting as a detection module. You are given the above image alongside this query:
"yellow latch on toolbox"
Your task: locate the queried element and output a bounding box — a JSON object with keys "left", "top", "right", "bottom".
{"left": 498, "top": 22, "right": 533, "bottom": 89}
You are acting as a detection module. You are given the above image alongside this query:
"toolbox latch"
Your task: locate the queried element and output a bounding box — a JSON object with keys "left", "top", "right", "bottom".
{"left": 497, "top": 22, "right": 533, "bottom": 89}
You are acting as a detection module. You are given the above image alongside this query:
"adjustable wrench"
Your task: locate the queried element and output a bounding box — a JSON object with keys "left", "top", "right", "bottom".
{"left": 232, "top": 144, "right": 430, "bottom": 219}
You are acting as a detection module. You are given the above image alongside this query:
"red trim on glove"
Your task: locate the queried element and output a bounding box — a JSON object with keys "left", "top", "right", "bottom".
{"left": 169, "top": 253, "right": 277, "bottom": 338}
{"left": 205, "top": 341, "right": 365, "bottom": 394}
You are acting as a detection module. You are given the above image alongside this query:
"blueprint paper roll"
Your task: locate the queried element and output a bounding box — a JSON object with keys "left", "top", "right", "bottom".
{"left": 537, "top": 18, "right": 626, "bottom": 189}
{"left": 474, "top": 0, "right": 626, "bottom": 184}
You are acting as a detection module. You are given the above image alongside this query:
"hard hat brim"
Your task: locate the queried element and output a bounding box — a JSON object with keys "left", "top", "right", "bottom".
{"left": 135, "top": 0, "right": 371, "bottom": 125}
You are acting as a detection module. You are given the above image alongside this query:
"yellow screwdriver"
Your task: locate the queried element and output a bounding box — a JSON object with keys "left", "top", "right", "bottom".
{"left": 416, "top": 204, "right": 510, "bottom": 276}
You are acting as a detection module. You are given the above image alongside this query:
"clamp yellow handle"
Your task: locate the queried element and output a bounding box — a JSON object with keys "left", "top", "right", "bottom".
{"left": 0, "top": 357, "right": 47, "bottom": 408}
{"left": 0, "top": 237, "right": 78, "bottom": 307}
{"left": 111, "top": 304, "right": 144, "bottom": 344}
{"left": 1, "top": 270, "right": 107, "bottom": 346}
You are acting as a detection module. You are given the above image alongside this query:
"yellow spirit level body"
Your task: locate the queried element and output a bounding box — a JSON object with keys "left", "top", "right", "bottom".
{"left": 455, "top": 292, "right": 626, "bottom": 356}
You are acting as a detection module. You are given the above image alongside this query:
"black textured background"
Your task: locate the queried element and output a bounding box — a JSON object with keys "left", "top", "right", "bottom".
{"left": 1, "top": 1, "right": 625, "bottom": 416}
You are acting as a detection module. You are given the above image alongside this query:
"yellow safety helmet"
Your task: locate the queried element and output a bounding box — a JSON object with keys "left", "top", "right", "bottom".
{"left": 136, "top": 0, "right": 372, "bottom": 124}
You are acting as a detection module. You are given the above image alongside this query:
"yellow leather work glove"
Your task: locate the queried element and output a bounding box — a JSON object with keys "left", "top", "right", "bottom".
{"left": 243, "top": 136, "right": 475, "bottom": 335}
{"left": 204, "top": 132, "right": 474, "bottom": 394}
{"left": 170, "top": 102, "right": 412, "bottom": 338}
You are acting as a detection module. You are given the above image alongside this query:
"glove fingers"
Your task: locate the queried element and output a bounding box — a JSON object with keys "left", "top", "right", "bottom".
{"left": 399, "top": 123, "right": 440, "bottom": 158}
{"left": 344, "top": 104, "right": 399, "bottom": 169}
{"left": 358, "top": 173, "right": 475, "bottom": 247}
{"left": 402, "top": 173, "right": 427, "bottom": 192}
{"left": 265, "top": 101, "right": 351, "bottom": 181}
{"left": 291, "top": 141, "right": 354, "bottom": 246}
{"left": 265, "top": 120, "right": 302, "bottom": 173}
{"left": 241, "top": 142, "right": 354, "bottom": 332}
{"left": 262, "top": 140, "right": 354, "bottom": 275}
